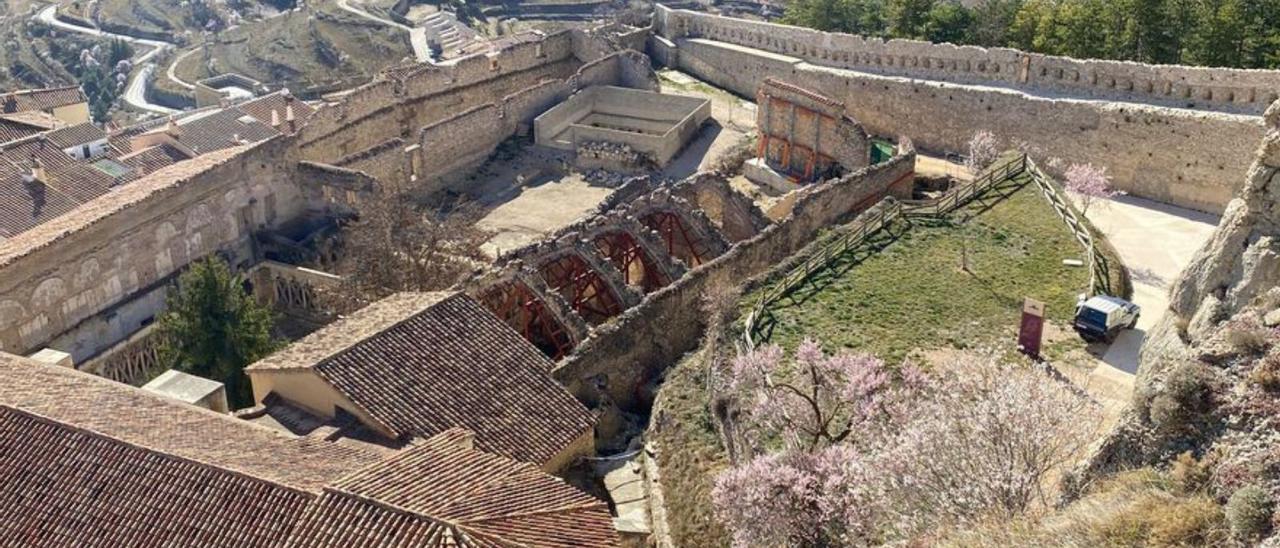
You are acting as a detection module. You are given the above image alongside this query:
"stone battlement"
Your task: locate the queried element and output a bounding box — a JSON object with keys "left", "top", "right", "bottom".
{"left": 656, "top": 6, "right": 1280, "bottom": 116}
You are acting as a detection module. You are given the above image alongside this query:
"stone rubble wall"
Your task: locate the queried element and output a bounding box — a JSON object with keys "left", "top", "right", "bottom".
{"left": 413, "top": 51, "right": 657, "bottom": 194}
{"left": 657, "top": 13, "right": 1265, "bottom": 214}
{"left": 296, "top": 31, "right": 581, "bottom": 162}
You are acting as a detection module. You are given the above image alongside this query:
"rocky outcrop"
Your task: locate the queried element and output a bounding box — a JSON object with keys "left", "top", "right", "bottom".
{"left": 1078, "top": 100, "right": 1280, "bottom": 488}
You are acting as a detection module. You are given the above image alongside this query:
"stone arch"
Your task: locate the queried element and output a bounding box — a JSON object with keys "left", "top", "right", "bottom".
{"left": 31, "top": 278, "right": 66, "bottom": 313}
{"left": 0, "top": 300, "right": 26, "bottom": 330}
{"left": 537, "top": 251, "right": 625, "bottom": 326}
{"left": 74, "top": 257, "right": 101, "bottom": 290}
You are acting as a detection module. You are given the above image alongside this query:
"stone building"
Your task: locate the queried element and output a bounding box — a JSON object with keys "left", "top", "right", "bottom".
{"left": 747, "top": 77, "right": 871, "bottom": 190}
{"left": 245, "top": 292, "right": 598, "bottom": 472}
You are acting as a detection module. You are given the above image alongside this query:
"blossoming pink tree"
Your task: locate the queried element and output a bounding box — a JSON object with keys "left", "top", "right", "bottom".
{"left": 1064, "top": 163, "right": 1120, "bottom": 215}
{"left": 965, "top": 130, "right": 1000, "bottom": 174}
{"left": 712, "top": 346, "right": 1100, "bottom": 546}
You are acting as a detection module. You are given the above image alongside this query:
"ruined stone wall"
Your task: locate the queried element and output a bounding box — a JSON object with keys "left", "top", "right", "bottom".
{"left": 334, "top": 137, "right": 408, "bottom": 184}
{"left": 414, "top": 52, "right": 656, "bottom": 191}
{"left": 657, "top": 7, "right": 1280, "bottom": 115}
{"left": 297, "top": 32, "right": 580, "bottom": 162}
{"left": 0, "top": 139, "right": 306, "bottom": 362}
{"left": 665, "top": 26, "right": 1264, "bottom": 213}
{"left": 553, "top": 148, "right": 915, "bottom": 408}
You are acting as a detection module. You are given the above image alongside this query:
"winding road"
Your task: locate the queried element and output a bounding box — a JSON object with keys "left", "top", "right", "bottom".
{"left": 35, "top": 3, "right": 179, "bottom": 115}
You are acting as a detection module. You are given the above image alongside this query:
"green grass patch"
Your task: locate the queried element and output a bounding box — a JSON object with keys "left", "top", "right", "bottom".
{"left": 649, "top": 348, "right": 733, "bottom": 548}
{"left": 748, "top": 176, "right": 1091, "bottom": 361}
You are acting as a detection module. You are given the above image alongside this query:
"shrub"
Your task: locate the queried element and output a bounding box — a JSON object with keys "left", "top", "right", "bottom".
{"left": 1148, "top": 361, "right": 1213, "bottom": 432}
{"left": 1227, "top": 324, "right": 1272, "bottom": 355}
{"left": 1249, "top": 352, "right": 1280, "bottom": 392}
{"left": 1170, "top": 451, "right": 1211, "bottom": 495}
{"left": 1225, "top": 484, "right": 1273, "bottom": 541}
{"left": 1147, "top": 496, "right": 1226, "bottom": 547}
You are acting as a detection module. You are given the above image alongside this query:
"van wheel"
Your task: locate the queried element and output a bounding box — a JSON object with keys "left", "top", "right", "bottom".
{"left": 1127, "top": 316, "right": 1139, "bottom": 330}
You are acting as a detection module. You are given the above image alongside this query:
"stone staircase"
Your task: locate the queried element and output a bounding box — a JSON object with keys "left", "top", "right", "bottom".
{"left": 422, "top": 11, "right": 467, "bottom": 53}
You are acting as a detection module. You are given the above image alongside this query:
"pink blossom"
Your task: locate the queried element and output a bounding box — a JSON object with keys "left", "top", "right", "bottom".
{"left": 1064, "top": 163, "right": 1121, "bottom": 214}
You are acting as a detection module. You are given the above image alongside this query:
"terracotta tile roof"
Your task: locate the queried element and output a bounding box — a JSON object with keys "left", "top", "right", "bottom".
{"left": 0, "top": 352, "right": 381, "bottom": 493}
{"left": 0, "top": 144, "right": 250, "bottom": 268}
{"left": 0, "top": 111, "right": 63, "bottom": 144}
{"left": 248, "top": 292, "right": 596, "bottom": 465}
{"left": 119, "top": 142, "right": 192, "bottom": 175}
{"left": 0, "top": 137, "right": 120, "bottom": 238}
{"left": 1, "top": 86, "right": 87, "bottom": 114}
{"left": 284, "top": 429, "right": 620, "bottom": 547}
{"left": 43, "top": 121, "right": 107, "bottom": 149}
{"left": 236, "top": 92, "right": 316, "bottom": 127}
{"left": 0, "top": 354, "right": 618, "bottom": 547}
{"left": 0, "top": 405, "right": 315, "bottom": 547}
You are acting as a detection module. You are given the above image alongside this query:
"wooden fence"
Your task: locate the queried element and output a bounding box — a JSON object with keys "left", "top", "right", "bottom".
{"left": 740, "top": 153, "right": 1118, "bottom": 349}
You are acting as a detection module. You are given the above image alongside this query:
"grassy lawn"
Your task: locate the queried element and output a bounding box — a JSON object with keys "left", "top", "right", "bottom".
{"left": 749, "top": 174, "right": 1093, "bottom": 361}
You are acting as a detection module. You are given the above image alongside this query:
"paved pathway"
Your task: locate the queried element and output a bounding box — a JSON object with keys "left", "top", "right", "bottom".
{"left": 1076, "top": 195, "right": 1218, "bottom": 404}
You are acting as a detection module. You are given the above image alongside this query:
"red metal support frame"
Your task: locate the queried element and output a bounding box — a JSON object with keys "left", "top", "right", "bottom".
{"left": 479, "top": 281, "right": 575, "bottom": 360}
{"left": 640, "top": 210, "right": 707, "bottom": 267}
{"left": 538, "top": 253, "right": 624, "bottom": 325}
{"left": 593, "top": 231, "right": 669, "bottom": 293}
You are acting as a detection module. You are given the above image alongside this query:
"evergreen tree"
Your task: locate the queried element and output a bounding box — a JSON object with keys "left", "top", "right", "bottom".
{"left": 923, "top": 2, "right": 974, "bottom": 44}
{"left": 156, "top": 257, "right": 278, "bottom": 409}
{"left": 887, "top": 0, "right": 935, "bottom": 39}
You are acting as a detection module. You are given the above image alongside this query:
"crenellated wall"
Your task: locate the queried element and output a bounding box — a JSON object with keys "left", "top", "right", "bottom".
{"left": 656, "top": 7, "right": 1268, "bottom": 213}
{"left": 656, "top": 7, "right": 1280, "bottom": 115}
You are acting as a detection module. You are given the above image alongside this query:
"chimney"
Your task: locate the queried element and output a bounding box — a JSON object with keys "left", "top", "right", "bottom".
{"left": 165, "top": 116, "right": 182, "bottom": 139}
{"left": 285, "top": 104, "right": 296, "bottom": 134}
{"left": 270, "top": 109, "right": 281, "bottom": 128}
{"left": 22, "top": 155, "right": 46, "bottom": 184}
{"left": 2, "top": 94, "right": 16, "bottom": 113}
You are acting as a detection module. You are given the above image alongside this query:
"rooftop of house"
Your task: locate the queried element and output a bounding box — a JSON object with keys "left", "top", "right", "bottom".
{"left": 0, "top": 136, "right": 129, "bottom": 239}
{"left": 0, "top": 351, "right": 619, "bottom": 547}
{"left": 247, "top": 292, "right": 597, "bottom": 465}
{"left": 43, "top": 122, "right": 107, "bottom": 150}
{"left": 0, "top": 86, "right": 88, "bottom": 114}
{"left": 0, "top": 111, "right": 65, "bottom": 145}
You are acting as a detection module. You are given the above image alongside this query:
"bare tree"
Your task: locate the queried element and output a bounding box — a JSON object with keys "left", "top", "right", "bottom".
{"left": 713, "top": 346, "right": 1101, "bottom": 546}
{"left": 337, "top": 190, "right": 491, "bottom": 302}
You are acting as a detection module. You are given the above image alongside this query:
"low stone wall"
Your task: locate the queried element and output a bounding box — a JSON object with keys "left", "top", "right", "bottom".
{"left": 667, "top": 33, "right": 1262, "bottom": 213}
{"left": 553, "top": 146, "right": 916, "bottom": 409}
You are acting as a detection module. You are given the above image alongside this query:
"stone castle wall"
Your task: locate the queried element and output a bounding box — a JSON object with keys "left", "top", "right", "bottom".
{"left": 657, "top": 8, "right": 1280, "bottom": 115}
{"left": 656, "top": 7, "right": 1269, "bottom": 213}
{"left": 296, "top": 32, "right": 581, "bottom": 163}
{"left": 412, "top": 51, "right": 655, "bottom": 192}
{"left": 0, "top": 139, "right": 307, "bottom": 362}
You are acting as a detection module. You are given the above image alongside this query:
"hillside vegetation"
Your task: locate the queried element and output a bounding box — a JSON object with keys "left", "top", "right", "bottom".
{"left": 169, "top": 1, "right": 411, "bottom": 96}
{"left": 782, "top": 0, "right": 1280, "bottom": 69}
